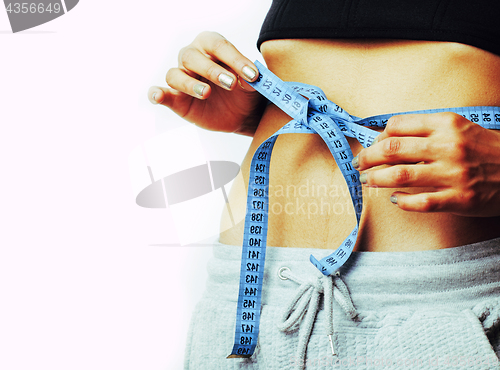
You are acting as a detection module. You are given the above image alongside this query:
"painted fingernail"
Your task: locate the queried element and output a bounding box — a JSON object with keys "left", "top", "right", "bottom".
{"left": 194, "top": 84, "right": 205, "bottom": 97}
{"left": 242, "top": 66, "right": 257, "bottom": 81}
{"left": 218, "top": 73, "right": 234, "bottom": 89}
{"left": 352, "top": 155, "right": 359, "bottom": 169}
{"left": 151, "top": 92, "right": 158, "bottom": 104}
{"left": 390, "top": 195, "right": 398, "bottom": 204}
{"left": 359, "top": 173, "right": 367, "bottom": 184}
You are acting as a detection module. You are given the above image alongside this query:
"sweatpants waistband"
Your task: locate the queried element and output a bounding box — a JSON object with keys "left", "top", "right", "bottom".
{"left": 207, "top": 237, "right": 500, "bottom": 312}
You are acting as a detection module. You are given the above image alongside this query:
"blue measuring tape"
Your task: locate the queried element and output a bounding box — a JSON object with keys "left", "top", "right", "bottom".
{"left": 227, "top": 60, "right": 500, "bottom": 358}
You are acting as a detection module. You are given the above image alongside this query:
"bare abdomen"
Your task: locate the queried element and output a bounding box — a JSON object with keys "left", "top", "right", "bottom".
{"left": 220, "top": 39, "right": 500, "bottom": 251}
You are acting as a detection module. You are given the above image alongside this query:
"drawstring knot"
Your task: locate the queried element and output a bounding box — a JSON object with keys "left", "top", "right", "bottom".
{"left": 276, "top": 268, "right": 357, "bottom": 368}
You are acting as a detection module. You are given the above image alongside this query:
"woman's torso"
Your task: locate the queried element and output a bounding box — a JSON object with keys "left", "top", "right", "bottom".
{"left": 220, "top": 39, "right": 500, "bottom": 252}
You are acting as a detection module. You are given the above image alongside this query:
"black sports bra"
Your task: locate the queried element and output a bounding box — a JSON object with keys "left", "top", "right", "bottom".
{"left": 257, "top": 0, "right": 500, "bottom": 56}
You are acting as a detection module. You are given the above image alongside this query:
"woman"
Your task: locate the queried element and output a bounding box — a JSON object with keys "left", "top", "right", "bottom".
{"left": 149, "top": 1, "right": 500, "bottom": 368}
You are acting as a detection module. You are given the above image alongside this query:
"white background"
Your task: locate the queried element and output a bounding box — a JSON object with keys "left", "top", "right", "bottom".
{"left": 0, "top": 1, "right": 271, "bottom": 369}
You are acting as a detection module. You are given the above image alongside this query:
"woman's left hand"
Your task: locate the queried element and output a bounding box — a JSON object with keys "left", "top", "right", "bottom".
{"left": 353, "top": 112, "right": 500, "bottom": 217}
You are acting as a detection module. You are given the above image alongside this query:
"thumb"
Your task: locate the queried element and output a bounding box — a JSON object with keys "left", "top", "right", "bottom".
{"left": 148, "top": 86, "right": 180, "bottom": 106}
{"left": 148, "top": 86, "right": 200, "bottom": 115}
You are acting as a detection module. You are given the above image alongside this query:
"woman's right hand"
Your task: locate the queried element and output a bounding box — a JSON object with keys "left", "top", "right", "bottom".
{"left": 148, "top": 31, "right": 266, "bottom": 136}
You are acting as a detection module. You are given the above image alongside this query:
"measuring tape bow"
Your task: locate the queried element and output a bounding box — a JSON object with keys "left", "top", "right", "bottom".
{"left": 227, "top": 60, "right": 500, "bottom": 358}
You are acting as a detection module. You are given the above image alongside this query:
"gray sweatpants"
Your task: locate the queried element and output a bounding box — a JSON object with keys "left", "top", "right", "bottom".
{"left": 184, "top": 237, "right": 500, "bottom": 369}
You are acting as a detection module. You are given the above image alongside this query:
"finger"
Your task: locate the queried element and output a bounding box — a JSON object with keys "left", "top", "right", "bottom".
{"left": 192, "top": 31, "right": 259, "bottom": 84}
{"left": 148, "top": 86, "right": 161, "bottom": 104}
{"left": 148, "top": 85, "right": 197, "bottom": 119}
{"left": 355, "top": 136, "right": 434, "bottom": 171}
{"left": 165, "top": 67, "right": 212, "bottom": 99}
{"left": 178, "top": 46, "right": 240, "bottom": 91}
{"left": 236, "top": 76, "right": 255, "bottom": 91}
{"left": 375, "top": 112, "right": 462, "bottom": 143}
{"left": 360, "top": 163, "right": 448, "bottom": 188}
{"left": 389, "top": 189, "right": 460, "bottom": 213}
{"left": 381, "top": 113, "right": 447, "bottom": 138}
{"left": 148, "top": 85, "right": 178, "bottom": 105}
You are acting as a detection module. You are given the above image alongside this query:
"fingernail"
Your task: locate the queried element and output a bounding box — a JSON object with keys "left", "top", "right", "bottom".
{"left": 218, "top": 73, "right": 234, "bottom": 89}
{"left": 242, "top": 66, "right": 257, "bottom": 81}
{"left": 390, "top": 195, "right": 398, "bottom": 204}
{"left": 194, "top": 84, "right": 205, "bottom": 97}
{"left": 352, "top": 155, "right": 359, "bottom": 169}
{"left": 151, "top": 92, "right": 158, "bottom": 104}
{"left": 359, "top": 173, "right": 367, "bottom": 184}
{"left": 371, "top": 136, "right": 379, "bottom": 145}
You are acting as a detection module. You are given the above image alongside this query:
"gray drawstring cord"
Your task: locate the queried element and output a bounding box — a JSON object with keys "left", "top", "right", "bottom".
{"left": 276, "top": 268, "right": 358, "bottom": 368}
